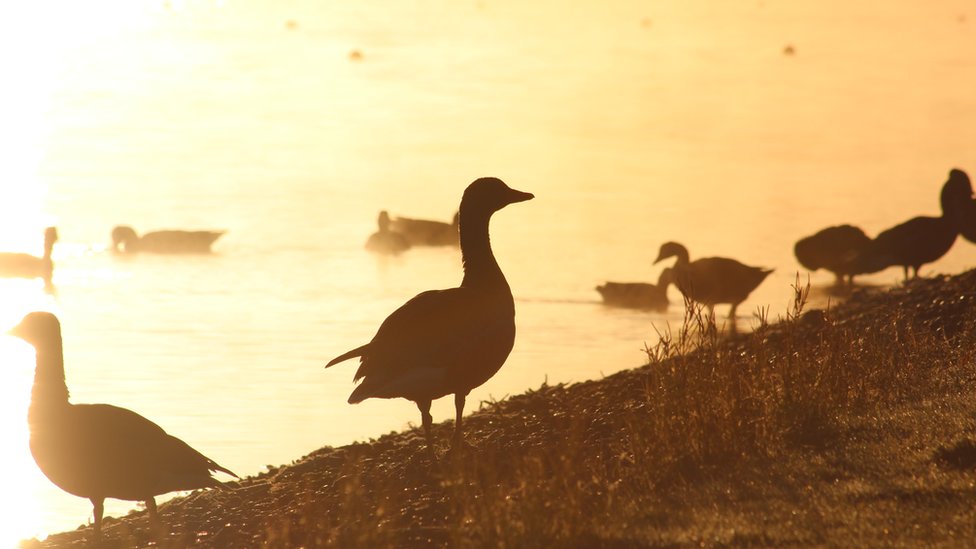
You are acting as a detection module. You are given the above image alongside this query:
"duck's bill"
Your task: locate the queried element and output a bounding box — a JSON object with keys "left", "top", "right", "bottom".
{"left": 508, "top": 189, "right": 535, "bottom": 204}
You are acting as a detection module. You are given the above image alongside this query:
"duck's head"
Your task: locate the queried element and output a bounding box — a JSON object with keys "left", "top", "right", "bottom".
{"left": 654, "top": 241, "right": 689, "bottom": 265}
{"left": 111, "top": 225, "right": 139, "bottom": 252}
{"left": 460, "top": 177, "right": 534, "bottom": 216}
{"left": 377, "top": 211, "right": 392, "bottom": 231}
{"left": 43, "top": 227, "right": 58, "bottom": 245}
{"left": 8, "top": 312, "right": 62, "bottom": 351}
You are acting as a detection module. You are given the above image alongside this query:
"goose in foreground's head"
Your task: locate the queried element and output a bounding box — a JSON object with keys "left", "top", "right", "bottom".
{"left": 389, "top": 210, "right": 460, "bottom": 246}
{"left": 8, "top": 312, "right": 238, "bottom": 539}
{"left": 654, "top": 241, "right": 773, "bottom": 320}
{"left": 794, "top": 224, "right": 872, "bottom": 286}
{"left": 0, "top": 227, "right": 58, "bottom": 285}
{"left": 596, "top": 267, "right": 672, "bottom": 312}
{"left": 111, "top": 226, "right": 225, "bottom": 254}
{"left": 326, "top": 177, "right": 533, "bottom": 455}
{"left": 365, "top": 210, "right": 410, "bottom": 255}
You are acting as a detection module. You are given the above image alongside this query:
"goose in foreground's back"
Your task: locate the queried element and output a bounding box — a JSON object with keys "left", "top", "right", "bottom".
{"left": 389, "top": 211, "right": 460, "bottom": 246}
{"left": 654, "top": 241, "right": 773, "bottom": 320}
{"left": 111, "top": 226, "right": 225, "bottom": 254}
{"left": 365, "top": 210, "right": 410, "bottom": 255}
{"left": 0, "top": 227, "right": 58, "bottom": 285}
{"left": 596, "top": 267, "right": 672, "bottom": 312}
{"left": 326, "top": 177, "right": 533, "bottom": 454}
{"left": 794, "top": 224, "right": 871, "bottom": 286}
{"left": 8, "top": 312, "right": 237, "bottom": 538}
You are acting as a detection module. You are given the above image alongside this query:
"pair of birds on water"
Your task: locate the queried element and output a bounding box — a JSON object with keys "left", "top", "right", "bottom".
{"left": 7, "top": 177, "right": 532, "bottom": 539}
{"left": 365, "top": 209, "right": 460, "bottom": 254}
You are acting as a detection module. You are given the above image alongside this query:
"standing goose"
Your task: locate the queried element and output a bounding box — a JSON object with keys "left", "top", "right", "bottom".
{"left": 941, "top": 168, "right": 976, "bottom": 243}
{"left": 390, "top": 211, "right": 460, "bottom": 246}
{"left": 365, "top": 210, "right": 410, "bottom": 255}
{"left": 596, "top": 267, "right": 672, "bottom": 312}
{"left": 111, "top": 226, "right": 225, "bottom": 254}
{"left": 0, "top": 227, "right": 58, "bottom": 286}
{"left": 654, "top": 241, "right": 773, "bottom": 320}
{"left": 793, "top": 224, "right": 872, "bottom": 286}
{"left": 8, "top": 312, "right": 237, "bottom": 538}
{"left": 325, "top": 177, "right": 533, "bottom": 453}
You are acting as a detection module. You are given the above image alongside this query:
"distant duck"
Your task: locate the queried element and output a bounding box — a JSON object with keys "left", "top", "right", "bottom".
{"left": 365, "top": 211, "right": 410, "bottom": 255}
{"left": 794, "top": 224, "right": 872, "bottom": 286}
{"left": 7, "top": 312, "right": 238, "bottom": 539}
{"left": 0, "top": 227, "right": 58, "bottom": 285}
{"left": 326, "top": 178, "right": 533, "bottom": 454}
{"left": 389, "top": 211, "right": 460, "bottom": 247}
{"left": 654, "top": 241, "right": 773, "bottom": 320}
{"left": 850, "top": 170, "right": 968, "bottom": 280}
{"left": 111, "top": 226, "right": 225, "bottom": 254}
{"left": 596, "top": 267, "right": 672, "bottom": 312}
{"left": 940, "top": 168, "right": 976, "bottom": 243}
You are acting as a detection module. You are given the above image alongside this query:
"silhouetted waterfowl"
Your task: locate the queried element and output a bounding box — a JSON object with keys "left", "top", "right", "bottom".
{"left": 941, "top": 168, "right": 976, "bottom": 243}
{"left": 8, "top": 312, "right": 237, "bottom": 538}
{"left": 390, "top": 211, "right": 460, "bottom": 246}
{"left": 595, "top": 267, "right": 672, "bottom": 312}
{"left": 654, "top": 241, "right": 773, "bottom": 320}
{"left": 326, "top": 177, "right": 532, "bottom": 454}
{"left": 111, "top": 226, "right": 225, "bottom": 254}
{"left": 365, "top": 211, "right": 410, "bottom": 255}
{"left": 0, "top": 227, "right": 58, "bottom": 285}
{"left": 794, "top": 224, "right": 871, "bottom": 286}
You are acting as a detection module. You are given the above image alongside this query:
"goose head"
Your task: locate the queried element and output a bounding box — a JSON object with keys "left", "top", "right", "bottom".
{"left": 9, "top": 311, "right": 62, "bottom": 351}
{"left": 654, "top": 241, "right": 690, "bottom": 265}
{"left": 43, "top": 227, "right": 58, "bottom": 249}
{"left": 377, "top": 211, "right": 392, "bottom": 232}
{"left": 111, "top": 225, "right": 139, "bottom": 253}
{"left": 460, "top": 177, "right": 534, "bottom": 217}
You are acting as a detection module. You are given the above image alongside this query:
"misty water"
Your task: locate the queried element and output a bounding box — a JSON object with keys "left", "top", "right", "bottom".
{"left": 1, "top": 0, "right": 975, "bottom": 543}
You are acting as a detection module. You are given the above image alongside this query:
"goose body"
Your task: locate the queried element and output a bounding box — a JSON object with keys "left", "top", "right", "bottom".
{"left": 8, "top": 312, "right": 237, "bottom": 537}
{"left": 326, "top": 178, "right": 532, "bottom": 453}
{"left": 0, "top": 227, "right": 58, "bottom": 285}
{"left": 365, "top": 211, "right": 410, "bottom": 255}
{"left": 389, "top": 211, "right": 460, "bottom": 246}
{"left": 111, "top": 226, "right": 225, "bottom": 254}
{"left": 794, "top": 224, "right": 871, "bottom": 285}
{"left": 654, "top": 241, "right": 772, "bottom": 319}
{"left": 596, "top": 267, "right": 672, "bottom": 311}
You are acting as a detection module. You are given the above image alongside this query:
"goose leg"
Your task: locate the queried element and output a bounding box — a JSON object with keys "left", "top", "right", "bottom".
{"left": 147, "top": 497, "right": 159, "bottom": 524}
{"left": 417, "top": 399, "right": 434, "bottom": 456}
{"left": 90, "top": 497, "right": 104, "bottom": 538}
{"left": 452, "top": 392, "right": 467, "bottom": 448}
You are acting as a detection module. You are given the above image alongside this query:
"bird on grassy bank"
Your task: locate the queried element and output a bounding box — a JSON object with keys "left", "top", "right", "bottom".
{"left": 850, "top": 170, "right": 970, "bottom": 280}
{"left": 326, "top": 177, "right": 533, "bottom": 455}
{"left": 365, "top": 211, "right": 410, "bottom": 255}
{"left": 596, "top": 267, "right": 672, "bottom": 312}
{"left": 389, "top": 211, "right": 460, "bottom": 246}
{"left": 794, "top": 224, "right": 872, "bottom": 286}
{"left": 7, "top": 311, "right": 238, "bottom": 539}
{"left": 940, "top": 168, "right": 976, "bottom": 243}
{"left": 654, "top": 241, "right": 773, "bottom": 320}
{"left": 111, "top": 226, "right": 225, "bottom": 254}
{"left": 0, "top": 227, "right": 58, "bottom": 286}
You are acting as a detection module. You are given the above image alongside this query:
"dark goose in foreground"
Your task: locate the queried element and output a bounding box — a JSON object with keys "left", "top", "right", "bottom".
{"left": 365, "top": 210, "right": 410, "bottom": 255}
{"left": 794, "top": 224, "right": 872, "bottom": 286}
{"left": 111, "top": 226, "right": 225, "bottom": 254}
{"left": 0, "top": 227, "right": 58, "bottom": 285}
{"left": 654, "top": 241, "right": 773, "bottom": 320}
{"left": 595, "top": 267, "right": 672, "bottom": 312}
{"left": 389, "top": 211, "right": 460, "bottom": 246}
{"left": 326, "top": 177, "right": 533, "bottom": 453}
{"left": 8, "top": 312, "right": 237, "bottom": 538}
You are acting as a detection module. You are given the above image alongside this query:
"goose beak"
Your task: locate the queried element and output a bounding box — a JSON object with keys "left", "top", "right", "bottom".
{"left": 653, "top": 251, "right": 666, "bottom": 264}
{"left": 507, "top": 189, "right": 534, "bottom": 204}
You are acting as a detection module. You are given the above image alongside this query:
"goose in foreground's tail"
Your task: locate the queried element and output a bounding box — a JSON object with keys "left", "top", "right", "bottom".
{"left": 7, "top": 312, "right": 237, "bottom": 539}
{"left": 325, "top": 177, "right": 533, "bottom": 455}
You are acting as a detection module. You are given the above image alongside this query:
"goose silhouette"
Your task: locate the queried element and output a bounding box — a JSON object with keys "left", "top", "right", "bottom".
{"left": 595, "top": 267, "right": 672, "bottom": 312}
{"left": 111, "top": 226, "right": 225, "bottom": 254}
{"left": 389, "top": 211, "right": 460, "bottom": 246}
{"left": 0, "top": 227, "right": 58, "bottom": 286}
{"left": 326, "top": 178, "right": 532, "bottom": 454}
{"left": 941, "top": 168, "right": 976, "bottom": 243}
{"left": 654, "top": 241, "right": 773, "bottom": 320}
{"left": 794, "top": 224, "right": 872, "bottom": 286}
{"left": 851, "top": 169, "right": 968, "bottom": 280}
{"left": 8, "top": 312, "right": 237, "bottom": 538}
{"left": 365, "top": 211, "right": 410, "bottom": 255}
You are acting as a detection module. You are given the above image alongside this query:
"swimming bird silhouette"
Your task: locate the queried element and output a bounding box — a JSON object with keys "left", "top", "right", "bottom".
{"left": 596, "top": 267, "right": 672, "bottom": 312}
{"left": 326, "top": 178, "right": 532, "bottom": 454}
{"left": 365, "top": 211, "right": 410, "bottom": 255}
{"left": 0, "top": 227, "right": 58, "bottom": 286}
{"left": 654, "top": 241, "right": 772, "bottom": 320}
{"left": 8, "top": 312, "right": 237, "bottom": 538}
{"left": 111, "top": 226, "right": 225, "bottom": 254}
{"left": 389, "top": 211, "right": 460, "bottom": 246}
{"left": 794, "top": 224, "right": 872, "bottom": 286}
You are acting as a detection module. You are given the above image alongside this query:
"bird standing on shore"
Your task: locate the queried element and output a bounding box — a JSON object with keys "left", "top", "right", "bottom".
{"left": 325, "top": 177, "right": 533, "bottom": 454}
{"left": 0, "top": 227, "right": 58, "bottom": 286}
{"left": 7, "top": 312, "right": 237, "bottom": 539}
{"left": 111, "top": 226, "right": 225, "bottom": 254}
{"left": 794, "top": 224, "right": 872, "bottom": 286}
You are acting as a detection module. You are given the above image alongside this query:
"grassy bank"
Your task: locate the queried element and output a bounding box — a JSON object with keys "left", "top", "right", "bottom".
{"left": 31, "top": 271, "right": 976, "bottom": 548}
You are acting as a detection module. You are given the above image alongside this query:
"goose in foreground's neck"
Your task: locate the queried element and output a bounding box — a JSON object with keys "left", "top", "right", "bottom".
{"left": 459, "top": 177, "right": 533, "bottom": 289}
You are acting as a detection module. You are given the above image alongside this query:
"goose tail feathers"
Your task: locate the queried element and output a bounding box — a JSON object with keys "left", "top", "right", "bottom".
{"left": 325, "top": 344, "right": 369, "bottom": 368}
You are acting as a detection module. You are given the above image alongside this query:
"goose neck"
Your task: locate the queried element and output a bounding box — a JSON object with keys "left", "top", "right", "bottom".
{"left": 30, "top": 348, "right": 70, "bottom": 411}
{"left": 459, "top": 210, "right": 507, "bottom": 290}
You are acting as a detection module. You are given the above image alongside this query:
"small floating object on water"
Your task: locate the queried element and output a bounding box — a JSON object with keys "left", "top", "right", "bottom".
{"left": 349, "top": 49, "right": 364, "bottom": 61}
{"left": 783, "top": 44, "right": 796, "bottom": 56}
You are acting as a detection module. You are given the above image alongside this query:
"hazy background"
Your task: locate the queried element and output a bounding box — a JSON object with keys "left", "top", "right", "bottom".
{"left": 1, "top": 0, "right": 974, "bottom": 543}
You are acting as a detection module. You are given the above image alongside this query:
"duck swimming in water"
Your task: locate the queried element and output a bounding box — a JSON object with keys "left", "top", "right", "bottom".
{"left": 596, "top": 267, "right": 672, "bottom": 312}
{"left": 389, "top": 211, "right": 460, "bottom": 247}
{"left": 111, "top": 226, "right": 225, "bottom": 254}
{"left": 8, "top": 312, "right": 237, "bottom": 539}
{"left": 365, "top": 211, "right": 410, "bottom": 255}
{"left": 0, "top": 227, "right": 58, "bottom": 286}
{"left": 326, "top": 177, "right": 532, "bottom": 455}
